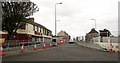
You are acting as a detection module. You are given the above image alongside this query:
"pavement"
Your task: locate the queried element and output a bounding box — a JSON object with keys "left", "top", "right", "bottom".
{"left": 2, "top": 43, "right": 58, "bottom": 57}
{"left": 2, "top": 42, "right": 118, "bottom": 61}
{"left": 75, "top": 41, "right": 107, "bottom": 51}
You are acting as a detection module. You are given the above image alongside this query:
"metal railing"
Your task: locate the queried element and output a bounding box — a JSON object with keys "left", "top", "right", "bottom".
{"left": 2, "top": 40, "right": 55, "bottom": 52}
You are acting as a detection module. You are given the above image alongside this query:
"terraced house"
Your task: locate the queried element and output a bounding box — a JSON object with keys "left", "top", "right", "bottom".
{"left": 1, "top": 18, "right": 52, "bottom": 42}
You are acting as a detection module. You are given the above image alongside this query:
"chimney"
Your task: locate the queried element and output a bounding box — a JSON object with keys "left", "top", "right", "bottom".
{"left": 30, "top": 18, "right": 34, "bottom": 21}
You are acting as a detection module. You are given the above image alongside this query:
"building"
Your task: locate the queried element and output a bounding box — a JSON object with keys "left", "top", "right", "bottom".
{"left": 99, "top": 29, "right": 111, "bottom": 42}
{"left": 57, "top": 30, "right": 70, "bottom": 43}
{"left": 85, "top": 28, "right": 99, "bottom": 43}
{"left": 1, "top": 18, "right": 52, "bottom": 43}
{"left": 76, "top": 36, "right": 84, "bottom": 42}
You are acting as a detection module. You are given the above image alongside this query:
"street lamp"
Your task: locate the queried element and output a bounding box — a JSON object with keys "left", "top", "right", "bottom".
{"left": 55, "top": 2, "right": 62, "bottom": 37}
{"left": 91, "top": 19, "right": 96, "bottom": 29}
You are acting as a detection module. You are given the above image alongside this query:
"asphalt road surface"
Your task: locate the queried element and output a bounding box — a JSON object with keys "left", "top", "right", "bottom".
{"left": 3, "top": 43, "right": 118, "bottom": 61}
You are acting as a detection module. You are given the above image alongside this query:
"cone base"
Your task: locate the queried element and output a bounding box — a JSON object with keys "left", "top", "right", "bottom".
{"left": 50, "top": 46, "right": 52, "bottom": 47}
{"left": 43, "top": 46, "right": 46, "bottom": 48}
{"left": 34, "top": 48, "right": 37, "bottom": 50}
{"left": 21, "top": 49, "right": 24, "bottom": 52}
{"left": 109, "top": 49, "right": 113, "bottom": 52}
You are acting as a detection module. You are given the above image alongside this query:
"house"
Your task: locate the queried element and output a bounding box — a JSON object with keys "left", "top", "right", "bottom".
{"left": 1, "top": 18, "right": 52, "bottom": 43}
{"left": 99, "top": 29, "right": 111, "bottom": 42}
{"left": 85, "top": 28, "right": 99, "bottom": 43}
{"left": 57, "top": 30, "right": 70, "bottom": 43}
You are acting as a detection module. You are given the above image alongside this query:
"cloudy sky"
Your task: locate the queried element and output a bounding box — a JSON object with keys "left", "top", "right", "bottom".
{"left": 30, "top": 0, "right": 119, "bottom": 38}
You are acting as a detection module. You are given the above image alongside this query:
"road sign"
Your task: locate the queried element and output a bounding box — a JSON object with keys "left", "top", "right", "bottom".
{"left": 0, "top": 38, "right": 5, "bottom": 43}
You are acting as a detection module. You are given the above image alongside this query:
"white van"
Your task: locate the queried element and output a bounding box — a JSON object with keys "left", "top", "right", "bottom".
{"left": 69, "top": 39, "right": 74, "bottom": 44}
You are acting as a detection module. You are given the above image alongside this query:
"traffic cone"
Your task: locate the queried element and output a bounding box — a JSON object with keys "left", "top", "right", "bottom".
{"left": 59, "top": 40, "right": 61, "bottom": 44}
{"left": 58, "top": 43, "right": 60, "bottom": 44}
{"left": 21, "top": 44, "right": 24, "bottom": 52}
{"left": 50, "top": 42, "right": 52, "bottom": 47}
{"left": 109, "top": 44, "right": 113, "bottom": 52}
{"left": 58, "top": 41, "right": 60, "bottom": 44}
{"left": 34, "top": 43, "right": 37, "bottom": 50}
{"left": 0, "top": 45, "right": 4, "bottom": 55}
{"left": 55, "top": 42, "right": 57, "bottom": 47}
{"left": 43, "top": 42, "right": 46, "bottom": 48}
{"left": 61, "top": 40, "right": 63, "bottom": 44}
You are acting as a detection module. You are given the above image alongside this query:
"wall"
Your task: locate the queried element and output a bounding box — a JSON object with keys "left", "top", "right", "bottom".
{"left": 93, "top": 36, "right": 120, "bottom": 52}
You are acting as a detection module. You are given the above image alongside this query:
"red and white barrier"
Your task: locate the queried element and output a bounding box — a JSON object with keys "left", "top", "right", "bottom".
{"left": 109, "top": 44, "right": 113, "bottom": 52}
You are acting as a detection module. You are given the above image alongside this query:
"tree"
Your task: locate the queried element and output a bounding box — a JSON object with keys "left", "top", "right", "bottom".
{"left": 1, "top": 2, "right": 39, "bottom": 40}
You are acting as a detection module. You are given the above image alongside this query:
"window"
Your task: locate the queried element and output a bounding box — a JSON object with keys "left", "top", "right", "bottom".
{"left": 43, "top": 28, "right": 44, "bottom": 34}
{"left": 47, "top": 31, "right": 49, "bottom": 36}
{"left": 46, "top": 30, "right": 47, "bottom": 35}
{"left": 40, "top": 27, "right": 41, "bottom": 33}
{"left": 41, "top": 28, "right": 43, "bottom": 34}
{"left": 21, "top": 24, "right": 26, "bottom": 29}
{"left": 37, "top": 26, "right": 39, "bottom": 32}
{"left": 33, "top": 25, "right": 35, "bottom": 31}
{"left": 44, "top": 29, "right": 45, "bottom": 34}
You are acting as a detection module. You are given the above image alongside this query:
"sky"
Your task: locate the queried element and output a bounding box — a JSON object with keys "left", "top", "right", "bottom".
{"left": 30, "top": 0, "right": 119, "bottom": 38}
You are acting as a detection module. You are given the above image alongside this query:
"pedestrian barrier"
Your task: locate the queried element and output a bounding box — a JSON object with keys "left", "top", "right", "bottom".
{"left": 109, "top": 44, "right": 113, "bottom": 52}
{"left": 2, "top": 40, "right": 64, "bottom": 56}
{"left": 114, "top": 45, "right": 119, "bottom": 53}
{"left": 21, "top": 44, "right": 24, "bottom": 52}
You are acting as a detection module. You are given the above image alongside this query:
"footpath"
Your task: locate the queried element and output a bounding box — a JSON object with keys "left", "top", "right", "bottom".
{"left": 2, "top": 42, "right": 63, "bottom": 57}
{"left": 75, "top": 41, "right": 107, "bottom": 51}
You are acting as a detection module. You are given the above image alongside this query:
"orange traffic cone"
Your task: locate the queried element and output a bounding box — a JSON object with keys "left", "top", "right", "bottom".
{"left": 55, "top": 42, "right": 57, "bottom": 47}
{"left": 34, "top": 43, "right": 37, "bottom": 50}
{"left": 58, "top": 40, "right": 61, "bottom": 44}
{"left": 0, "top": 45, "right": 4, "bottom": 55}
{"left": 50, "top": 42, "right": 52, "bottom": 47}
{"left": 61, "top": 40, "right": 63, "bottom": 44}
{"left": 21, "top": 44, "right": 24, "bottom": 52}
{"left": 43, "top": 42, "right": 46, "bottom": 48}
{"left": 109, "top": 44, "right": 113, "bottom": 52}
{"left": 58, "top": 41, "right": 60, "bottom": 44}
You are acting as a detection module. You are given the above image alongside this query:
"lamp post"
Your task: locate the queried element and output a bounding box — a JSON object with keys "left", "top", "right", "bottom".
{"left": 91, "top": 19, "right": 96, "bottom": 29}
{"left": 55, "top": 2, "right": 62, "bottom": 37}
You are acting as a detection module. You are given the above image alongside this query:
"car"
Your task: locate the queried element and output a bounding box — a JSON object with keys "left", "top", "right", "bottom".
{"left": 69, "top": 39, "right": 74, "bottom": 44}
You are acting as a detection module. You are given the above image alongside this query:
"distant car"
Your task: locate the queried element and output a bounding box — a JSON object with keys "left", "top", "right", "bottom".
{"left": 52, "top": 39, "right": 56, "bottom": 42}
{"left": 69, "top": 39, "right": 74, "bottom": 44}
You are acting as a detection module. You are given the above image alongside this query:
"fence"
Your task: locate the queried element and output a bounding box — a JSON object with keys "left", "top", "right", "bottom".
{"left": 2, "top": 40, "right": 56, "bottom": 52}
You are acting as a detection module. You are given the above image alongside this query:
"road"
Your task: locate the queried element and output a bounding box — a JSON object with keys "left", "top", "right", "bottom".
{"left": 3, "top": 43, "right": 118, "bottom": 61}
